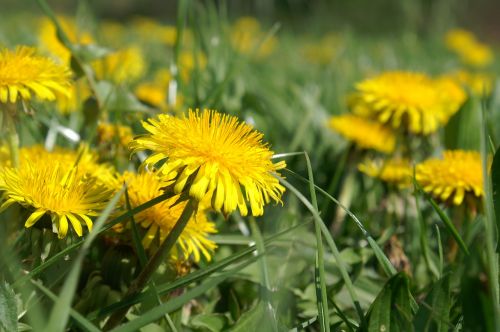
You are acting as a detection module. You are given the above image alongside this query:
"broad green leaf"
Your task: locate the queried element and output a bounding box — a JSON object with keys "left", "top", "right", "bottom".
{"left": 414, "top": 275, "right": 452, "bottom": 332}
{"left": 0, "top": 281, "right": 17, "bottom": 332}
{"left": 190, "top": 313, "right": 229, "bottom": 332}
{"left": 360, "top": 273, "right": 415, "bottom": 332}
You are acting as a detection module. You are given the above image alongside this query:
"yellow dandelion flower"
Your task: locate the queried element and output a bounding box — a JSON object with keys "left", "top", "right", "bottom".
{"left": 130, "top": 17, "right": 185, "bottom": 46}
{"left": 92, "top": 46, "right": 146, "bottom": 83}
{"left": 416, "top": 150, "right": 483, "bottom": 205}
{"left": 129, "top": 109, "right": 286, "bottom": 216}
{"left": 19, "top": 144, "right": 116, "bottom": 188}
{"left": 328, "top": 114, "right": 395, "bottom": 154}
{"left": 358, "top": 158, "right": 412, "bottom": 188}
{"left": 120, "top": 171, "right": 217, "bottom": 262}
{"left": 178, "top": 51, "right": 207, "bottom": 82}
{"left": 55, "top": 78, "right": 91, "bottom": 114}
{"left": 97, "top": 122, "right": 134, "bottom": 147}
{"left": 301, "top": 33, "right": 341, "bottom": 65}
{"left": 0, "top": 160, "right": 111, "bottom": 238}
{"left": 231, "top": 16, "right": 277, "bottom": 58}
{"left": 352, "top": 71, "right": 466, "bottom": 135}
{"left": 38, "top": 16, "right": 93, "bottom": 63}
{"left": 135, "top": 83, "right": 167, "bottom": 110}
{"left": 0, "top": 46, "right": 71, "bottom": 104}
{"left": 444, "top": 28, "right": 494, "bottom": 67}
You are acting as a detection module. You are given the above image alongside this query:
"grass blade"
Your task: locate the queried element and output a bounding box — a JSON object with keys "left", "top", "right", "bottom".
{"left": 43, "top": 187, "right": 124, "bottom": 332}
{"left": 413, "top": 180, "right": 469, "bottom": 256}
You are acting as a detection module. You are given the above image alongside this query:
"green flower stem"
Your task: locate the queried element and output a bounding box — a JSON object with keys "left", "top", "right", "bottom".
{"left": 103, "top": 198, "right": 198, "bottom": 330}
{"left": 2, "top": 105, "right": 20, "bottom": 167}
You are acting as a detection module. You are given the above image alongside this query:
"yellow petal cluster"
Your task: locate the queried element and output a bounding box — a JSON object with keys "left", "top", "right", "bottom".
{"left": 0, "top": 157, "right": 111, "bottom": 238}
{"left": 120, "top": 171, "right": 217, "bottom": 262}
{"left": 328, "top": 114, "right": 395, "bottom": 154}
{"left": 0, "top": 46, "right": 71, "bottom": 104}
{"left": 351, "top": 71, "right": 466, "bottom": 135}
{"left": 445, "top": 28, "right": 494, "bottom": 67}
{"left": 416, "top": 150, "right": 483, "bottom": 205}
{"left": 38, "top": 16, "right": 93, "bottom": 64}
{"left": 358, "top": 158, "right": 413, "bottom": 188}
{"left": 129, "top": 109, "right": 286, "bottom": 216}
{"left": 97, "top": 122, "right": 134, "bottom": 147}
{"left": 231, "top": 17, "right": 277, "bottom": 58}
{"left": 452, "top": 70, "right": 494, "bottom": 96}
{"left": 93, "top": 46, "right": 146, "bottom": 83}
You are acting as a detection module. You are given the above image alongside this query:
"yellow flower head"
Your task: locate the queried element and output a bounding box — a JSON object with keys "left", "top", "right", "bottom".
{"left": 416, "top": 150, "right": 483, "bottom": 205}
{"left": 358, "top": 158, "right": 412, "bottom": 188}
{"left": 328, "top": 114, "right": 395, "bottom": 154}
{"left": 301, "top": 33, "right": 341, "bottom": 65}
{"left": 352, "top": 71, "right": 466, "bottom": 135}
{"left": 129, "top": 109, "right": 286, "bottom": 216}
{"left": 179, "top": 51, "right": 207, "bottom": 82}
{"left": 56, "top": 78, "right": 91, "bottom": 114}
{"left": 135, "top": 82, "right": 167, "bottom": 109}
{"left": 231, "top": 16, "right": 277, "bottom": 58}
{"left": 445, "top": 28, "right": 494, "bottom": 67}
{"left": 0, "top": 158, "right": 112, "bottom": 238}
{"left": 131, "top": 17, "right": 184, "bottom": 46}
{"left": 121, "top": 171, "right": 217, "bottom": 262}
{"left": 0, "top": 46, "right": 71, "bottom": 104}
{"left": 38, "top": 16, "right": 93, "bottom": 63}
{"left": 93, "top": 46, "right": 146, "bottom": 83}
{"left": 97, "top": 122, "right": 134, "bottom": 147}
{"left": 19, "top": 144, "right": 116, "bottom": 188}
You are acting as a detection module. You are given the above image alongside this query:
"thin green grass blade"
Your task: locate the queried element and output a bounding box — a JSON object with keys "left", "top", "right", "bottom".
{"left": 31, "top": 280, "right": 101, "bottom": 332}
{"left": 109, "top": 273, "right": 232, "bottom": 332}
{"left": 15, "top": 192, "right": 176, "bottom": 286}
{"left": 125, "top": 188, "right": 147, "bottom": 268}
{"left": 43, "top": 187, "right": 124, "bottom": 332}
{"left": 413, "top": 180, "right": 469, "bottom": 255}
{"left": 91, "top": 221, "right": 310, "bottom": 319}
{"left": 279, "top": 177, "right": 364, "bottom": 321}
{"left": 304, "top": 153, "right": 331, "bottom": 331}
{"left": 283, "top": 168, "right": 397, "bottom": 277}
{"left": 249, "top": 218, "right": 278, "bottom": 332}
{"left": 479, "top": 99, "right": 500, "bottom": 328}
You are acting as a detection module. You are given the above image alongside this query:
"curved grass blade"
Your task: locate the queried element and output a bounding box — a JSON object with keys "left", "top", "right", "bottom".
{"left": 31, "top": 280, "right": 100, "bottom": 332}
{"left": 110, "top": 272, "right": 236, "bottom": 332}
{"left": 283, "top": 168, "right": 397, "bottom": 277}
{"left": 43, "top": 187, "right": 124, "bottom": 332}
{"left": 91, "top": 221, "right": 310, "bottom": 320}
{"left": 15, "top": 192, "right": 176, "bottom": 287}
{"left": 304, "top": 153, "right": 331, "bottom": 331}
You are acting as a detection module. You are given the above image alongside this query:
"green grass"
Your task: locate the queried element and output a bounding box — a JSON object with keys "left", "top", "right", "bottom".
{"left": 0, "top": 0, "right": 500, "bottom": 331}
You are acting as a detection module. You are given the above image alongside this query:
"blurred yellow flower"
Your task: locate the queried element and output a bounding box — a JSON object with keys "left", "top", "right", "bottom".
{"left": 179, "top": 51, "right": 207, "bottom": 82}
{"left": 231, "top": 16, "right": 277, "bottom": 58}
{"left": 135, "top": 83, "right": 167, "bottom": 110}
{"left": 97, "top": 122, "right": 134, "bottom": 147}
{"left": 120, "top": 171, "right": 217, "bottom": 262}
{"left": 301, "top": 33, "right": 341, "bottom": 65}
{"left": 93, "top": 46, "right": 146, "bottom": 83}
{"left": 0, "top": 158, "right": 111, "bottom": 238}
{"left": 131, "top": 17, "right": 185, "bottom": 46}
{"left": 328, "top": 114, "right": 395, "bottom": 154}
{"left": 56, "top": 78, "right": 91, "bottom": 114}
{"left": 38, "top": 16, "right": 93, "bottom": 64}
{"left": 358, "top": 158, "right": 412, "bottom": 188}
{"left": 0, "top": 46, "right": 71, "bottom": 104}
{"left": 352, "top": 71, "right": 466, "bottom": 135}
{"left": 452, "top": 70, "right": 494, "bottom": 96}
{"left": 130, "top": 109, "right": 286, "bottom": 216}
{"left": 416, "top": 150, "right": 483, "bottom": 205}
{"left": 445, "top": 28, "right": 494, "bottom": 67}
